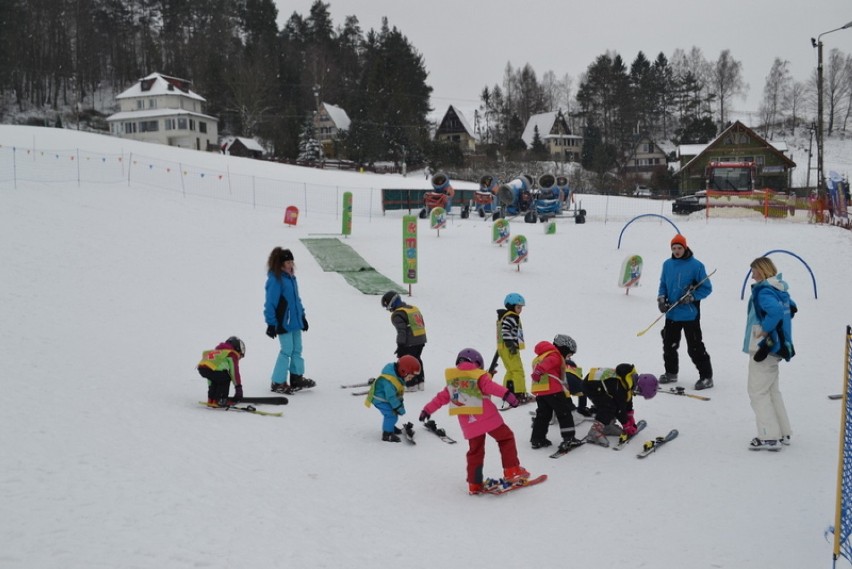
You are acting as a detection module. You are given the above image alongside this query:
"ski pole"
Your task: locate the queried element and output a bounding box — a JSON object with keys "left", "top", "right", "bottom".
{"left": 636, "top": 269, "right": 717, "bottom": 337}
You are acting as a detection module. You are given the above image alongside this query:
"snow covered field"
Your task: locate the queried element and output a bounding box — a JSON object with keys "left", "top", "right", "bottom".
{"left": 1, "top": 125, "right": 852, "bottom": 568}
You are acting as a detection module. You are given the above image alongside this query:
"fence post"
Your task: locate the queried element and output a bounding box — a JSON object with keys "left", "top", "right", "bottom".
{"left": 179, "top": 162, "right": 185, "bottom": 197}
{"left": 127, "top": 152, "right": 132, "bottom": 187}
{"left": 76, "top": 148, "right": 81, "bottom": 187}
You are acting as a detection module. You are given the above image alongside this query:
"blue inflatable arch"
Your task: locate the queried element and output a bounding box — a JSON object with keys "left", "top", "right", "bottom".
{"left": 739, "top": 249, "right": 818, "bottom": 300}
{"left": 617, "top": 214, "right": 681, "bottom": 250}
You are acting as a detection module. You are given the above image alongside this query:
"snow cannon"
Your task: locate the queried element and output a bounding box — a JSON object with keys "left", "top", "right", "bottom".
{"left": 537, "top": 173, "right": 560, "bottom": 200}
{"left": 473, "top": 174, "right": 498, "bottom": 218}
{"left": 555, "top": 175, "right": 569, "bottom": 192}
{"left": 479, "top": 174, "right": 498, "bottom": 193}
{"left": 420, "top": 171, "right": 454, "bottom": 218}
{"left": 497, "top": 174, "right": 534, "bottom": 207}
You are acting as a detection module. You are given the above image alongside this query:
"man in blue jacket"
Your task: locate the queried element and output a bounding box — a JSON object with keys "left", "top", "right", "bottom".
{"left": 657, "top": 234, "right": 714, "bottom": 390}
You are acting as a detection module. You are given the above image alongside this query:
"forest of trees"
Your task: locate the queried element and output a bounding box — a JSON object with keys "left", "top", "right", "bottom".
{"left": 1, "top": 0, "right": 850, "bottom": 175}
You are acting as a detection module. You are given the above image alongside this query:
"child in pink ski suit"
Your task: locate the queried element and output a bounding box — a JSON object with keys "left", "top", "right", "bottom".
{"left": 419, "top": 347, "right": 528, "bottom": 495}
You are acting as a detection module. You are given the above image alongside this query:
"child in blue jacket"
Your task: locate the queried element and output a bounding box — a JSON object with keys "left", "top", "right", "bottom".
{"left": 365, "top": 355, "right": 421, "bottom": 442}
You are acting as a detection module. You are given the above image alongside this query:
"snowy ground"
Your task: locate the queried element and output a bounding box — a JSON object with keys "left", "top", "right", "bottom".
{"left": 1, "top": 125, "right": 852, "bottom": 568}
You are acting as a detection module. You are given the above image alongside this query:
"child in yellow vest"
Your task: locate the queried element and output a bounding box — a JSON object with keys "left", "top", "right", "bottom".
{"left": 381, "top": 291, "right": 428, "bottom": 391}
{"left": 365, "top": 355, "right": 421, "bottom": 442}
{"left": 419, "top": 348, "right": 528, "bottom": 495}
{"left": 529, "top": 340, "right": 584, "bottom": 452}
{"left": 495, "top": 292, "right": 529, "bottom": 401}
{"left": 197, "top": 336, "right": 245, "bottom": 406}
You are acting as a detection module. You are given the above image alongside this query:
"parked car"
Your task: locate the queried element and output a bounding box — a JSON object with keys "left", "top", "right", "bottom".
{"left": 672, "top": 193, "right": 706, "bottom": 215}
{"left": 633, "top": 186, "right": 652, "bottom": 198}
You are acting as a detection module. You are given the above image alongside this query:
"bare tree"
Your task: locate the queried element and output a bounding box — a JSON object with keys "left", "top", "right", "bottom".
{"left": 785, "top": 80, "right": 808, "bottom": 133}
{"left": 713, "top": 49, "right": 747, "bottom": 127}
{"left": 823, "top": 48, "right": 852, "bottom": 134}
{"left": 759, "top": 58, "right": 791, "bottom": 137}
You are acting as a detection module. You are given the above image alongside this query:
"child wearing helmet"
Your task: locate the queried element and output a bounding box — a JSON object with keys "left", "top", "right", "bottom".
{"left": 381, "top": 291, "right": 428, "bottom": 391}
{"left": 419, "top": 348, "right": 530, "bottom": 495}
{"left": 553, "top": 334, "right": 593, "bottom": 419}
{"left": 494, "top": 292, "right": 529, "bottom": 402}
{"left": 197, "top": 336, "right": 245, "bottom": 407}
{"left": 364, "top": 355, "right": 421, "bottom": 442}
{"left": 582, "top": 364, "right": 657, "bottom": 447}
{"left": 528, "top": 340, "right": 585, "bottom": 452}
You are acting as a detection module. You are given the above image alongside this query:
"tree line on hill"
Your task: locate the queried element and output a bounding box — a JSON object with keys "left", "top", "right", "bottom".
{"left": 1, "top": 0, "right": 850, "bottom": 177}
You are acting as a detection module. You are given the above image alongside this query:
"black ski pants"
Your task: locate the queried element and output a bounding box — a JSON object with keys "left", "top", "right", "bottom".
{"left": 661, "top": 318, "right": 713, "bottom": 379}
{"left": 531, "top": 392, "right": 576, "bottom": 442}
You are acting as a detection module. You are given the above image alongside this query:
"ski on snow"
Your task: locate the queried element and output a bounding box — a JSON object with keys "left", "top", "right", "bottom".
{"left": 480, "top": 474, "right": 548, "bottom": 495}
{"left": 636, "top": 429, "right": 679, "bottom": 458}
{"left": 612, "top": 419, "right": 648, "bottom": 450}
{"left": 549, "top": 441, "right": 586, "bottom": 459}
{"left": 197, "top": 402, "right": 283, "bottom": 417}
{"left": 423, "top": 419, "right": 457, "bottom": 443}
{"left": 657, "top": 386, "right": 711, "bottom": 401}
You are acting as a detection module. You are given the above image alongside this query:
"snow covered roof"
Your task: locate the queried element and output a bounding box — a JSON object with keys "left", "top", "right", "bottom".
{"left": 450, "top": 106, "right": 477, "bottom": 139}
{"left": 106, "top": 108, "right": 217, "bottom": 122}
{"left": 223, "top": 136, "right": 265, "bottom": 152}
{"left": 116, "top": 72, "right": 206, "bottom": 102}
{"left": 322, "top": 103, "right": 351, "bottom": 131}
{"left": 521, "top": 111, "right": 578, "bottom": 148}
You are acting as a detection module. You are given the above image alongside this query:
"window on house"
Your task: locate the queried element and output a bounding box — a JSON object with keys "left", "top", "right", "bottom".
{"left": 177, "top": 118, "right": 187, "bottom": 130}
{"left": 199, "top": 122, "right": 207, "bottom": 134}
{"left": 136, "top": 100, "right": 144, "bottom": 110}
{"left": 124, "top": 122, "right": 137, "bottom": 134}
{"left": 148, "top": 99, "right": 157, "bottom": 109}
{"left": 189, "top": 119, "right": 195, "bottom": 131}
{"left": 165, "top": 119, "right": 175, "bottom": 130}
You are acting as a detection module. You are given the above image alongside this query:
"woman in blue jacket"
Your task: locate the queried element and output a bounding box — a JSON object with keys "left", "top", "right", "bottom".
{"left": 656, "top": 234, "right": 714, "bottom": 390}
{"left": 742, "top": 256, "right": 795, "bottom": 451}
{"left": 264, "top": 247, "right": 314, "bottom": 394}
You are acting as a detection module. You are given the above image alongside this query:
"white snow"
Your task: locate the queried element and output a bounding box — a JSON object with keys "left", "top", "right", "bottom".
{"left": 1, "top": 125, "right": 851, "bottom": 568}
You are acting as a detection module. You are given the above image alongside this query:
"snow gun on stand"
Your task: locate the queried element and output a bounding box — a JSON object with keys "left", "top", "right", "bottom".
{"left": 471, "top": 173, "right": 499, "bottom": 218}
{"left": 553, "top": 174, "right": 586, "bottom": 224}
{"left": 494, "top": 174, "right": 534, "bottom": 220}
{"left": 419, "top": 172, "right": 455, "bottom": 219}
{"left": 530, "top": 173, "right": 564, "bottom": 223}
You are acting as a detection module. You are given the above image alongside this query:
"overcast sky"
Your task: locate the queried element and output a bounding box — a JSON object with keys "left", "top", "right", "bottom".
{"left": 275, "top": 0, "right": 852, "bottom": 123}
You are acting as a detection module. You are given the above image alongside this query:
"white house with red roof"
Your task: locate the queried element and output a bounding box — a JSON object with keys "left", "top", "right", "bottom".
{"left": 106, "top": 72, "right": 219, "bottom": 151}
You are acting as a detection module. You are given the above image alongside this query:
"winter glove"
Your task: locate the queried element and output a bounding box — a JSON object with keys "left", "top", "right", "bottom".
{"left": 622, "top": 412, "right": 637, "bottom": 436}
{"left": 657, "top": 296, "right": 670, "bottom": 313}
{"left": 233, "top": 384, "right": 243, "bottom": 402}
{"left": 503, "top": 391, "right": 519, "bottom": 408}
{"left": 302, "top": 316, "right": 309, "bottom": 332}
{"left": 681, "top": 292, "right": 695, "bottom": 304}
{"left": 505, "top": 340, "right": 518, "bottom": 355}
{"left": 754, "top": 340, "right": 771, "bottom": 362}
{"left": 419, "top": 410, "right": 430, "bottom": 422}
{"left": 394, "top": 405, "right": 406, "bottom": 416}
{"left": 265, "top": 325, "right": 277, "bottom": 339}
{"left": 531, "top": 368, "right": 543, "bottom": 382}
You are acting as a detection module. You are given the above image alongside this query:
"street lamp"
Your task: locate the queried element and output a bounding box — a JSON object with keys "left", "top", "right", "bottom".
{"left": 812, "top": 20, "right": 852, "bottom": 193}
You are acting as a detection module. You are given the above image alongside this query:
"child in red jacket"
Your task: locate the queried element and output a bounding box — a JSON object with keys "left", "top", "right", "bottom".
{"left": 529, "top": 340, "right": 585, "bottom": 452}
{"left": 419, "top": 348, "right": 529, "bottom": 495}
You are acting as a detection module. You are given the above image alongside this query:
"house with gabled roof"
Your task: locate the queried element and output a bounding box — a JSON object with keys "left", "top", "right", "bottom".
{"left": 106, "top": 72, "right": 219, "bottom": 151}
{"left": 521, "top": 110, "right": 583, "bottom": 162}
{"left": 313, "top": 102, "right": 351, "bottom": 158}
{"left": 622, "top": 135, "right": 671, "bottom": 181}
{"left": 675, "top": 120, "right": 796, "bottom": 193}
{"left": 434, "top": 105, "right": 478, "bottom": 153}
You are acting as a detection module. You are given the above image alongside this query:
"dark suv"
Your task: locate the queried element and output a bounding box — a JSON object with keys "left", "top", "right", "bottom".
{"left": 672, "top": 194, "right": 706, "bottom": 214}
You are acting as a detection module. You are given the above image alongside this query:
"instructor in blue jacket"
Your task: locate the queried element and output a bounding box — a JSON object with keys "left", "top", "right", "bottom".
{"left": 656, "top": 234, "right": 714, "bottom": 390}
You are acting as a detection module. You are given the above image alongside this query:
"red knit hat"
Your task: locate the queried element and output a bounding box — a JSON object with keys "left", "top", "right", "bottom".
{"left": 671, "top": 234, "right": 687, "bottom": 248}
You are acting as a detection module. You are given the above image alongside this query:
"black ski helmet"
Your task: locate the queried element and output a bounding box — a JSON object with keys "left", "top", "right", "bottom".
{"left": 225, "top": 336, "right": 245, "bottom": 357}
{"left": 381, "top": 291, "right": 401, "bottom": 311}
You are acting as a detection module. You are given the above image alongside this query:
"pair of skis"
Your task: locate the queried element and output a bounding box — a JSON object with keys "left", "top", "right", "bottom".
{"left": 401, "top": 421, "right": 458, "bottom": 445}
{"left": 479, "top": 474, "right": 548, "bottom": 495}
{"left": 657, "top": 386, "right": 711, "bottom": 401}
{"left": 341, "top": 379, "right": 374, "bottom": 396}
